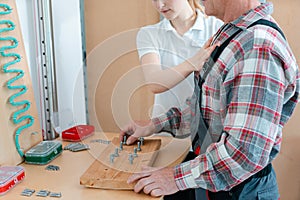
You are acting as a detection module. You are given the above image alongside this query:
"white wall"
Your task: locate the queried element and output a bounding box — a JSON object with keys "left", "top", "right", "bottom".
{"left": 15, "top": 0, "right": 86, "bottom": 132}
{"left": 51, "top": 0, "right": 86, "bottom": 129}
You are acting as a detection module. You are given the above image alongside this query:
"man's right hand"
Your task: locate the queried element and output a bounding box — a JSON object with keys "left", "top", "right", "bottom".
{"left": 120, "top": 120, "right": 156, "bottom": 145}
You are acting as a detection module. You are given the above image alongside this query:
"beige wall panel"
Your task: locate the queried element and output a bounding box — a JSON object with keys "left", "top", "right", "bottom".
{"left": 272, "top": 0, "right": 300, "bottom": 66}
{"left": 271, "top": 1, "right": 300, "bottom": 199}
{"left": 0, "top": 0, "right": 42, "bottom": 165}
{"left": 84, "top": 1, "right": 159, "bottom": 132}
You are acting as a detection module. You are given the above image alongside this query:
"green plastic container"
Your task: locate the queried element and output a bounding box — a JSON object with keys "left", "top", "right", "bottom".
{"left": 24, "top": 141, "right": 62, "bottom": 165}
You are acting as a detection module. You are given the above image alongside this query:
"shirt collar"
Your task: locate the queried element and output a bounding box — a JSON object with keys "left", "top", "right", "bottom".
{"left": 230, "top": 2, "right": 274, "bottom": 30}
{"left": 191, "top": 9, "right": 205, "bottom": 31}
{"left": 162, "top": 9, "right": 205, "bottom": 32}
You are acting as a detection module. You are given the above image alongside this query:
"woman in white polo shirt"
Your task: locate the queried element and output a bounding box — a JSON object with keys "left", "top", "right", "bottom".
{"left": 137, "top": 0, "right": 223, "bottom": 117}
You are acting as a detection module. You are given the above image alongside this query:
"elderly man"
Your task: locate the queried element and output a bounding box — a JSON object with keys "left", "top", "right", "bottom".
{"left": 120, "top": 0, "right": 300, "bottom": 199}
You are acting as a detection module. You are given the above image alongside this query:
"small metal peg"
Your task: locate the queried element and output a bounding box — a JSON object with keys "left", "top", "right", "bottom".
{"left": 119, "top": 141, "right": 123, "bottom": 151}
{"left": 139, "top": 137, "right": 144, "bottom": 145}
{"left": 110, "top": 154, "right": 115, "bottom": 163}
{"left": 123, "top": 136, "right": 127, "bottom": 145}
{"left": 133, "top": 147, "right": 138, "bottom": 157}
{"left": 114, "top": 148, "right": 119, "bottom": 157}
{"left": 137, "top": 141, "right": 141, "bottom": 151}
{"left": 128, "top": 154, "right": 134, "bottom": 165}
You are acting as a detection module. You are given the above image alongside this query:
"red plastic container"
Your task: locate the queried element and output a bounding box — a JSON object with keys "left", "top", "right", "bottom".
{"left": 0, "top": 166, "right": 25, "bottom": 195}
{"left": 61, "top": 125, "right": 95, "bottom": 142}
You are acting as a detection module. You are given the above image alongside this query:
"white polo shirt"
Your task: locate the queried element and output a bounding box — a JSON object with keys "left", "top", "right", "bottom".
{"left": 137, "top": 10, "right": 223, "bottom": 117}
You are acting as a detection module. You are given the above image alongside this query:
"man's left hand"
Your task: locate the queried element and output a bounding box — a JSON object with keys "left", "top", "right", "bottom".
{"left": 127, "top": 166, "right": 179, "bottom": 197}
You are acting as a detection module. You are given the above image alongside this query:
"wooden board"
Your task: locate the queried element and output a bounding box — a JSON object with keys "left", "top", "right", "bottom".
{"left": 4, "top": 132, "right": 192, "bottom": 200}
{"left": 80, "top": 137, "right": 161, "bottom": 190}
{"left": 0, "top": 0, "right": 42, "bottom": 166}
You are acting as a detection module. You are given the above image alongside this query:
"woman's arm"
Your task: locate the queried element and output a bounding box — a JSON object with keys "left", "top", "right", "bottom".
{"left": 141, "top": 38, "right": 218, "bottom": 94}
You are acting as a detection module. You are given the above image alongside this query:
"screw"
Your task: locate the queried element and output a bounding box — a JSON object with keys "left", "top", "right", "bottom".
{"left": 36, "top": 190, "right": 50, "bottom": 197}
{"left": 133, "top": 147, "right": 138, "bottom": 157}
{"left": 139, "top": 137, "right": 144, "bottom": 145}
{"left": 137, "top": 141, "right": 141, "bottom": 151}
{"left": 49, "top": 192, "right": 62, "bottom": 198}
{"left": 128, "top": 154, "right": 134, "bottom": 165}
{"left": 110, "top": 154, "right": 115, "bottom": 163}
{"left": 21, "top": 189, "right": 35, "bottom": 197}
{"left": 119, "top": 141, "right": 123, "bottom": 151}
{"left": 114, "top": 148, "right": 119, "bottom": 157}
{"left": 123, "top": 136, "right": 127, "bottom": 145}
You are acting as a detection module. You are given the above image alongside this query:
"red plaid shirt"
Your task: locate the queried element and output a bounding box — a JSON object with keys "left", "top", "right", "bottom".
{"left": 152, "top": 3, "right": 300, "bottom": 192}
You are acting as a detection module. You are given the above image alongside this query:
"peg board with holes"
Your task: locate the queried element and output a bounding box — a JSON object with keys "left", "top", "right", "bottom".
{"left": 80, "top": 137, "right": 161, "bottom": 190}
{"left": 0, "top": 0, "right": 42, "bottom": 165}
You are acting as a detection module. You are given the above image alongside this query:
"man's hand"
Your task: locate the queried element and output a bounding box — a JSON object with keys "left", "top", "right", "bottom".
{"left": 120, "top": 120, "right": 156, "bottom": 145}
{"left": 127, "top": 166, "right": 179, "bottom": 197}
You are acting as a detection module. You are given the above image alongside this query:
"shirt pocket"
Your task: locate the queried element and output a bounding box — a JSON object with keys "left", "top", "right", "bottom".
{"left": 191, "top": 39, "right": 205, "bottom": 47}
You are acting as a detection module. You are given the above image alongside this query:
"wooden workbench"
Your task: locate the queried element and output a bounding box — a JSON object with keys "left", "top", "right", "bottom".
{"left": 3, "top": 132, "right": 191, "bottom": 200}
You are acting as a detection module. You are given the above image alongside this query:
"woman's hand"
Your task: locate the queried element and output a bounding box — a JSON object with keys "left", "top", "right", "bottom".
{"left": 188, "top": 37, "right": 220, "bottom": 72}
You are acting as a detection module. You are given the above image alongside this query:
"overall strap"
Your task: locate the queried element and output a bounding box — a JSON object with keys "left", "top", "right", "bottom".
{"left": 202, "top": 19, "right": 286, "bottom": 82}
{"left": 249, "top": 19, "right": 286, "bottom": 40}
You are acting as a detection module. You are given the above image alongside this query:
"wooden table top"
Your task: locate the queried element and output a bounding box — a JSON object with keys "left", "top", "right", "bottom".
{"left": 3, "top": 132, "right": 191, "bottom": 200}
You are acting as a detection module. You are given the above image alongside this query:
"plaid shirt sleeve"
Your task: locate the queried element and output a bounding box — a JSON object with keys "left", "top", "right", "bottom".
{"left": 153, "top": 45, "right": 300, "bottom": 191}
{"left": 152, "top": 106, "right": 193, "bottom": 139}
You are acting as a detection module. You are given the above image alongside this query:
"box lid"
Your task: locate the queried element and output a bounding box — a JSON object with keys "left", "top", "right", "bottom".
{"left": 0, "top": 166, "right": 24, "bottom": 186}
{"left": 25, "top": 141, "right": 62, "bottom": 157}
{"left": 62, "top": 125, "right": 94, "bottom": 141}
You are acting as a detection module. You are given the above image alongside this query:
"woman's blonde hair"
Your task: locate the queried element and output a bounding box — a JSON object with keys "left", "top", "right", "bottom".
{"left": 188, "top": 0, "right": 205, "bottom": 13}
